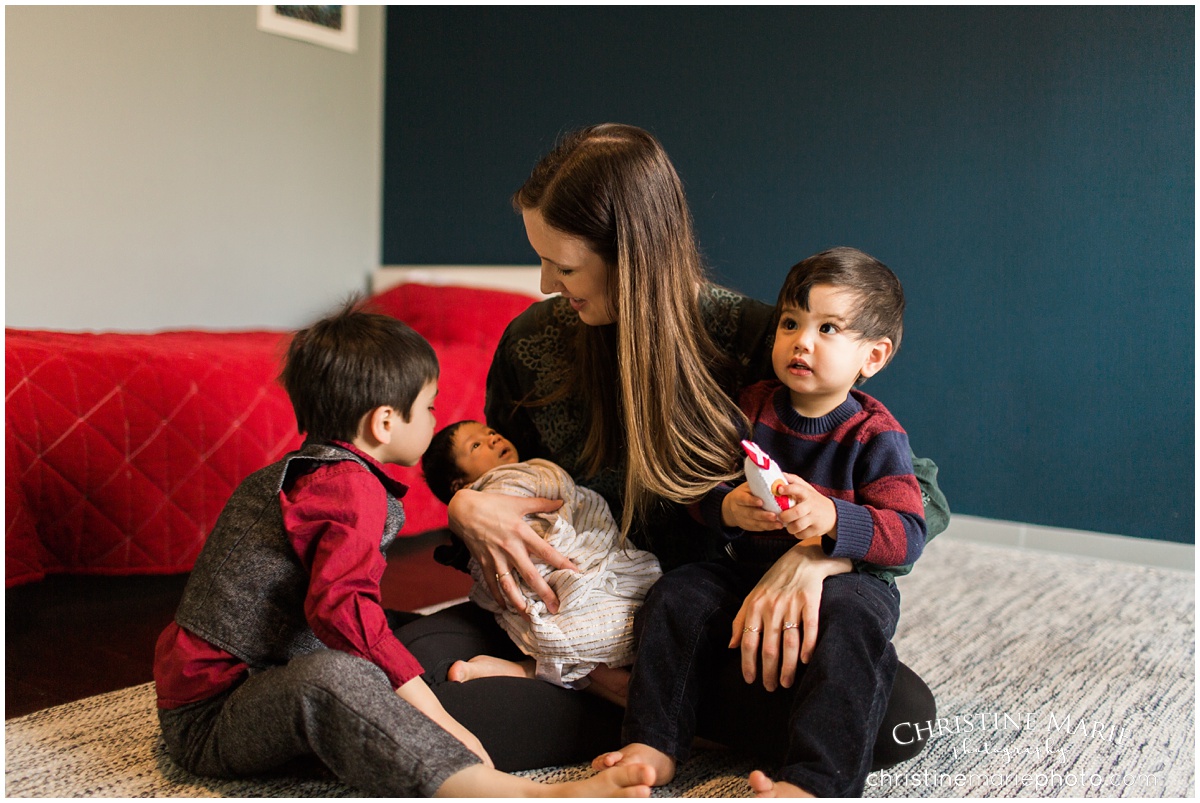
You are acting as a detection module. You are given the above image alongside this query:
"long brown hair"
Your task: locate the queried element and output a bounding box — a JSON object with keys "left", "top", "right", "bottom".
{"left": 514, "top": 124, "right": 746, "bottom": 538}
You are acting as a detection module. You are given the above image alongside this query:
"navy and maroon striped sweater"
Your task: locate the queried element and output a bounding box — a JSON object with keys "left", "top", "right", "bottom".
{"left": 701, "top": 380, "right": 927, "bottom": 583}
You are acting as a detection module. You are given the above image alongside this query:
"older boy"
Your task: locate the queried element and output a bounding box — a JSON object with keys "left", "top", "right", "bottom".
{"left": 598, "top": 247, "right": 927, "bottom": 797}
{"left": 153, "top": 300, "right": 653, "bottom": 798}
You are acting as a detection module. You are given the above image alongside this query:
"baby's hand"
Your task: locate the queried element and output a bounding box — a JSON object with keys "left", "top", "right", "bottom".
{"left": 722, "top": 483, "right": 785, "bottom": 532}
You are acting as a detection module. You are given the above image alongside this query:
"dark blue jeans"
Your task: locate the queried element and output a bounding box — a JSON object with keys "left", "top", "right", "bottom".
{"left": 395, "top": 593, "right": 932, "bottom": 779}
{"left": 623, "top": 561, "right": 904, "bottom": 797}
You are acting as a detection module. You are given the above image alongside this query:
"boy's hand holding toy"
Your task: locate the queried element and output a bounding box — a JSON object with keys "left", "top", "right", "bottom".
{"left": 741, "top": 440, "right": 794, "bottom": 513}
{"left": 726, "top": 441, "right": 838, "bottom": 540}
{"left": 720, "top": 440, "right": 789, "bottom": 532}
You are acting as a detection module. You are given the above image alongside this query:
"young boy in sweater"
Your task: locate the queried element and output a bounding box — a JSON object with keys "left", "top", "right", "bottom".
{"left": 596, "top": 247, "right": 927, "bottom": 797}
{"left": 153, "top": 300, "right": 653, "bottom": 798}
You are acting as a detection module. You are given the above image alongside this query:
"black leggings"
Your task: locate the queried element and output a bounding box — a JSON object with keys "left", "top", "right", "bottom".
{"left": 395, "top": 601, "right": 934, "bottom": 773}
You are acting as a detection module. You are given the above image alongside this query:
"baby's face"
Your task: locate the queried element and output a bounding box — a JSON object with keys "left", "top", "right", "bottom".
{"left": 452, "top": 422, "right": 520, "bottom": 484}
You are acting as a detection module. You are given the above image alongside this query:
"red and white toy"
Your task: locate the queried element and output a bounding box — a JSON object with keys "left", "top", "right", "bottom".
{"left": 741, "top": 440, "right": 794, "bottom": 514}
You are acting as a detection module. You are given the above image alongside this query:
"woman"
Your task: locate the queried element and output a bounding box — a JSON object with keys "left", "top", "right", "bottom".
{"left": 397, "top": 123, "right": 948, "bottom": 776}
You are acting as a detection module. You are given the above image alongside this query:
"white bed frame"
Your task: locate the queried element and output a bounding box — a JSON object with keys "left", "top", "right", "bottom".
{"left": 373, "top": 264, "right": 546, "bottom": 299}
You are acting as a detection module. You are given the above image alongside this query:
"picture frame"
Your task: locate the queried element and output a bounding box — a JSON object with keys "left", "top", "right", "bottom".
{"left": 257, "top": 6, "right": 358, "bottom": 54}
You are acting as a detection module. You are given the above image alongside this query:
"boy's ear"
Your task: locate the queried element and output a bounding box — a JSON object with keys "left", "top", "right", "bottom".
{"left": 858, "top": 338, "right": 893, "bottom": 380}
{"left": 449, "top": 476, "right": 467, "bottom": 495}
{"left": 364, "top": 405, "right": 395, "bottom": 445}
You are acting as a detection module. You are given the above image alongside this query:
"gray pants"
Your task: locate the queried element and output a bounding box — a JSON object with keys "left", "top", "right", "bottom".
{"left": 158, "top": 649, "right": 479, "bottom": 797}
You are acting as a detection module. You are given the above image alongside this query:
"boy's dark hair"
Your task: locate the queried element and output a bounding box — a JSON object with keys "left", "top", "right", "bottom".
{"left": 422, "top": 420, "right": 475, "bottom": 505}
{"left": 279, "top": 297, "right": 439, "bottom": 442}
{"left": 778, "top": 246, "right": 905, "bottom": 362}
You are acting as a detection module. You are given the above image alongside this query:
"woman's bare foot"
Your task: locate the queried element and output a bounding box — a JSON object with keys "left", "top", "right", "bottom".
{"left": 447, "top": 655, "right": 535, "bottom": 683}
{"left": 748, "top": 769, "right": 814, "bottom": 798}
{"left": 592, "top": 743, "right": 676, "bottom": 787}
{"left": 545, "top": 763, "right": 656, "bottom": 797}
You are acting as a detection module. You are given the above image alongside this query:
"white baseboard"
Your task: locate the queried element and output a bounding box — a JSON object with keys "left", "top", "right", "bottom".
{"left": 942, "top": 515, "right": 1194, "bottom": 572}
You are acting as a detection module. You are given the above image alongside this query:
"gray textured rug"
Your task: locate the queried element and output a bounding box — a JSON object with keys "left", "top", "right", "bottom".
{"left": 5, "top": 537, "right": 1194, "bottom": 797}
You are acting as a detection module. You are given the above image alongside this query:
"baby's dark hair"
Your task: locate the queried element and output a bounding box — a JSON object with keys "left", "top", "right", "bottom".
{"left": 279, "top": 297, "right": 439, "bottom": 442}
{"left": 422, "top": 420, "right": 475, "bottom": 505}
{"left": 778, "top": 246, "right": 905, "bottom": 364}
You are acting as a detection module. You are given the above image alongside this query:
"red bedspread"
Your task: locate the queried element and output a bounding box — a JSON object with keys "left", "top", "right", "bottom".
{"left": 6, "top": 330, "right": 302, "bottom": 587}
{"left": 5, "top": 283, "right": 537, "bottom": 587}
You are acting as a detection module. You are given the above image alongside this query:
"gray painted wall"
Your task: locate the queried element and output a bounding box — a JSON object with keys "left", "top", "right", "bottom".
{"left": 6, "top": 5, "right": 384, "bottom": 331}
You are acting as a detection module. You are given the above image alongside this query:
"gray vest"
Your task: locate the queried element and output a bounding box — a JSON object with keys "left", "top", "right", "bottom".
{"left": 175, "top": 442, "right": 406, "bottom": 668}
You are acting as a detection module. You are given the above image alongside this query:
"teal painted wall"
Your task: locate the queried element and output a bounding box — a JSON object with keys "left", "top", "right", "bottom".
{"left": 382, "top": 7, "right": 1194, "bottom": 543}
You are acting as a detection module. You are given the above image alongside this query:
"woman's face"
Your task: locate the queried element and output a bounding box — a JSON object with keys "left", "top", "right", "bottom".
{"left": 522, "top": 208, "right": 615, "bottom": 326}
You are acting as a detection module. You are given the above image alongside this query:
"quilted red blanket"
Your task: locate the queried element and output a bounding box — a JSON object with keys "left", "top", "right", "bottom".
{"left": 6, "top": 284, "right": 536, "bottom": 587}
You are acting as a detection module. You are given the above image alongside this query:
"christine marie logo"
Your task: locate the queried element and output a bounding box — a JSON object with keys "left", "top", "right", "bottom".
{"left": 892, "top": 711, "right": 1129, "bottom": 750}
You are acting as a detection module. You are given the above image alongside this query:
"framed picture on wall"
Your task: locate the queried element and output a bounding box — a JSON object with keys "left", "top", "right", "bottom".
{"left": 257, "top": 6, "right": 358, "bottom": 53}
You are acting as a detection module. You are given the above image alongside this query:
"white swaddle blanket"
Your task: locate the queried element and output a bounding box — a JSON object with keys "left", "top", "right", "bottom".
{"left": 466, "top": 458, "right": 662, "bottom": 687}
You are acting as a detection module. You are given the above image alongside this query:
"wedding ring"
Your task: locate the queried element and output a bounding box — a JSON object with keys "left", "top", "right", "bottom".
{"left": 783, "top": 621, "right": 799, "bottom": 630}
{"left": 495, "top": 570, "right": 512, "bottom": 582}
{"left": 743, "top": 625, "right": 760, "bottom": 633}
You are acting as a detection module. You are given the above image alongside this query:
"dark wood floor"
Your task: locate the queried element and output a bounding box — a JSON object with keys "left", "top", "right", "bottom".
{"left": 4, "top": 530, "right": 473, "bottom": 720}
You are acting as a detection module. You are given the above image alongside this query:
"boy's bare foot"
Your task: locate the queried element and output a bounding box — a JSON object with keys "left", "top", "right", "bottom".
{"left": 447, "top": 655, "right": 535, "bottom": 683}
{"left": 592, "top": 742, "right": 676, "bottom": 786}
{"left": 748, "top": 769, "right": 814, "bottom": 798}
{"left": 544, "top": 763, "right": 655, "bottom": 797}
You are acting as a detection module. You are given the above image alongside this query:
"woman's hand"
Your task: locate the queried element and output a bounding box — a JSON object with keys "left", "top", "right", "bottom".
{"left": 775, "top": 473, "right": 838, "bottom": 540}
{"left": 728, "top": 539, "right": 852, "bottom": 691}
{"left": 721, "top": 482, "right": 785, "bottom": 531}
{"left": 447, "top": 488, "right": 574, "bottom": 613}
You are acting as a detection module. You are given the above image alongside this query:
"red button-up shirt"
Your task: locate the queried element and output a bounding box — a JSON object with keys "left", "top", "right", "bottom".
{"left": 154, "top": 443, "right": 423, "bottom": 709}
